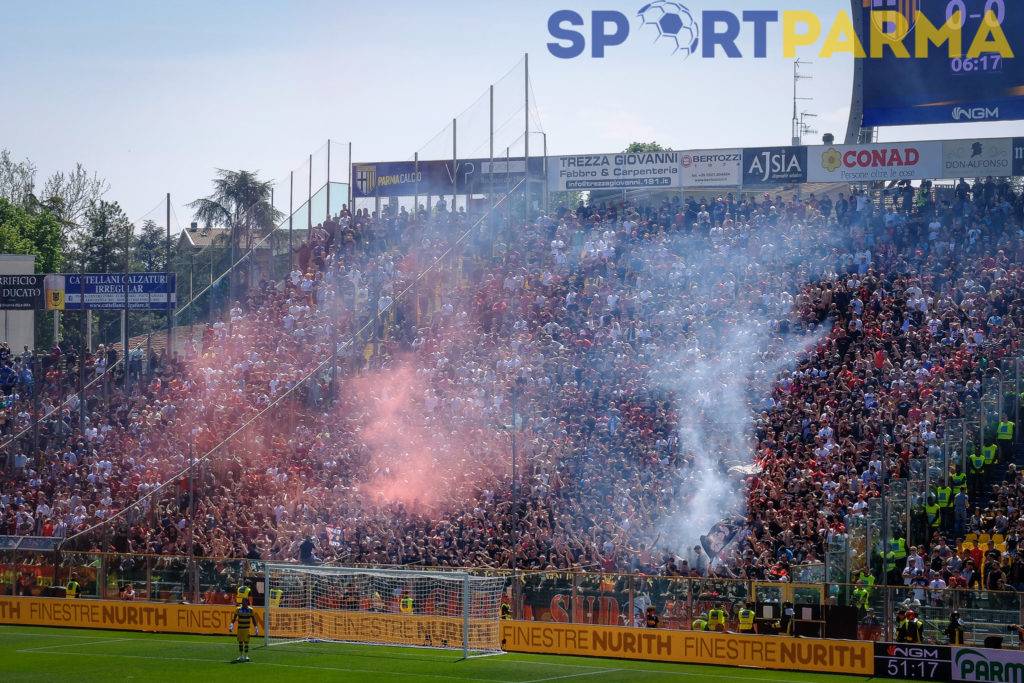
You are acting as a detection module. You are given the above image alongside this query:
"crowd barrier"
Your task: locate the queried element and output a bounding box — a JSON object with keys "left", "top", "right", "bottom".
{"left": 0, "top": 595, "right": 242, "bottom": 635}
{"left": 5, "top": 594, "right": 1024, "bottom": 681}
{"left": 501, "top": 620, "right": 872, "bottom": 675}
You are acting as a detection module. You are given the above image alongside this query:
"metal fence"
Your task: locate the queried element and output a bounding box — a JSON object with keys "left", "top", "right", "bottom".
{"left": 3, "top": 549, "right": 1022, "bottom": 647}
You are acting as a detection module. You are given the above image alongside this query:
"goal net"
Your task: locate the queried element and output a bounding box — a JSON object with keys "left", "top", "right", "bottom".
{"left": 264, "top": 564, "right": 507, "bottom": 658}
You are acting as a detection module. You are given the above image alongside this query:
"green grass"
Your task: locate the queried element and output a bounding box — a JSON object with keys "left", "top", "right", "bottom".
{"left": 0, "top": 625, "right": 907, "bottom": 682}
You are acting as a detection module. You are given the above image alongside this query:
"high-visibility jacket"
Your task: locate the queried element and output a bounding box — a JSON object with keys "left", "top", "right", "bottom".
{"left": 889, "top": 537, "right": 907, "bottom": 560}
{"left": 235, "top": 585, "right": 251, "bottom": 606}
{"left": 983, "top": 444, "right": 998, "bottom": 465}
{"left": 852, "top": 587, "right": 870, "bottom": 609}
{"left": 707, "top": 608, "right": 726, "bottom": 629}
{"left": 400, "top": 597, "right": 414, "bottom": 614}
{"left": 951, "top": 472, "right": 967, "bottom": 494}
{"left": 737, "top": 609, "right": 755, "bottom": 632}
{"left": 925, "top": 503, "right": 940, "bottom": 527}
{"left": 66, "top": 580, "right": 79, "bottom": 598}
{"left": 970, "top": 453, "right": 986, "bottom": 474}
{"left": 856, "top": 572, "right": 875, "bottom": 589}
{"left": 692, "top": 618, "right": 708, "bottom": 631}
{"left": 998, "top": 421, "right": 1015, "bottom": 441}
{"left": 935, "top": 486, "right": 952, "bottom": 508}
{"left": 269, "top": 588, "right": 283, "bottom": 608}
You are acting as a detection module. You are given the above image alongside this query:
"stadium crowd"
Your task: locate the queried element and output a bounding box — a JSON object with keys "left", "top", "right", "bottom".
{"left": 2, "top": 173, "right": 1024, "bottom": 602}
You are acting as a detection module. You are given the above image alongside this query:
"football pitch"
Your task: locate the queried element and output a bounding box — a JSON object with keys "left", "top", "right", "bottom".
{"left": 0, "top": 625, "right": 910, "bottom": 682}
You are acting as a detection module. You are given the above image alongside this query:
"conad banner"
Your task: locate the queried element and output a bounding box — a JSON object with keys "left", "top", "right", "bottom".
{"left": 547, "top": 152, "right": 682, "bottom": 191}
{"left": 0, "top": 596, "right": 241, "bottom": 635}
{"left": 807, "top": 142, "right": 942, "bottom": 183}
{"left": 500, "top": 622, "right": 873, "bottom": 676}
{"left": 953, "top": 647, "right": 1024, "bottom": 683}
{"left": 941, "top": 139, "right": 1014, "bottom": 178}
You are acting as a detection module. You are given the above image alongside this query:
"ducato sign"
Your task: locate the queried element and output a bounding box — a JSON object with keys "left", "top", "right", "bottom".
{"left": 954, "top": 647, "right": 1024, "bottom": 683}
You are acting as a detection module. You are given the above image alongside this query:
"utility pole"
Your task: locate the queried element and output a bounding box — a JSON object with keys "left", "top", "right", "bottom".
{"left": 524, "top": 53, "right": 530, "bottom": 220}
{"left": 166, "top": 193, "right": 173, "bottom": 358}
{"left": 791, "top": 59, "right": 814, "bottom": 146}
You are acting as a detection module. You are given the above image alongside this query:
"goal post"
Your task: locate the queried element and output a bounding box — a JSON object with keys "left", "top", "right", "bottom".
{"left": 263, "top": 564, "right": 506, "bottom": 659}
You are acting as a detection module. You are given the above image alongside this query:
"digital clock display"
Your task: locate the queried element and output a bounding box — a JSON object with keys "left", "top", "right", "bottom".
{"left": 951, "top": 54, "right": 1005, "bottom": 74}
{"left": 874, "top": 643, "right": 953, "bottom": 681}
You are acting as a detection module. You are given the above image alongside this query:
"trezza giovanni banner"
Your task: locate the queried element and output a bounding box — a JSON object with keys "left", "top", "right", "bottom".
{"left": 548, "top": 152, "right": 681, "bottom": 191}
{"left": 352, "top": 158, "right": 543, "bottom": 198}
{"left": 861, "top": 2, "right": 1024, "bottom": 126}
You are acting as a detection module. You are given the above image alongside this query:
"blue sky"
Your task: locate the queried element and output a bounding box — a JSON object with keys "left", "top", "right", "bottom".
{"left": 3, "top": 0, "right": 1022, "bottom": 225}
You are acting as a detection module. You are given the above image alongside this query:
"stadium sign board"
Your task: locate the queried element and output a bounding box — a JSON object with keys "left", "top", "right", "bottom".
{"left": 807, "top": 142, "right": 942, "bottom": 183}
{"left": 861, "top": 3, "right": 1024, "bottom": 126}
{"left": 547, "top": 152, "right": 681, "bottom": 191}
{"left": 941, "top": 138, "right": 1014, "bottom": 178}
{"left": 62, "top": 273, "right": 176, "bottom": 311}
{"left": 680, "top": 149, "right": 742, "bottom": 188}
{"left": 1014, "top": 138, "right": 1024, "bottom": 177}
{"left": 953, "top": 647, "right": 1024, "bottom": 682}
{"left": 352, "top": 158, "right": 542, "bottom": 198}
{"left": 874, "top": 642, "right": 951, "bottom": 681}
{"left": 0, "top": 275, "right": 44, "bottom": 311}
{"left": 742, "top": 147, "right": 807, "bottom": 186}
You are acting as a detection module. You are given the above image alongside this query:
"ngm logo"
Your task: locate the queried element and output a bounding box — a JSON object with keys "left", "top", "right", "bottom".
{"left": 547, "top": 1, "right": 1015, "bottom": 61}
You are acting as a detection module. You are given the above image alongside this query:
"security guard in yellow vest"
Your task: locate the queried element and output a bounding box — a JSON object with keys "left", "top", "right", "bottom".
{"left": 737, "top": 604, "right": 756, "bottom": 634}
{"left": 924, "top": 495, "right": 941, "bottom": 530}
{"left": 65, "top": 579, "right": 80, "bottom": 599}
{"left": 852, "top": 584, "right": 870, "bottom": 614}
{"left": 856, "top": 570, "right": 875, "bottom": 590}
{"left": 998, "top": 419, "right": 1015, "bottom": 462}
{"left": 268, "top": 588, "right": 283, "bottom": 608}
{"left": 934, "top": 484, "right": 952, "bottom": 510}
{"left": 399, "top": 595, "right": 414, "bottom": 614}
{"left": 983, "top": 443, "right": 998, "bottom": 466}
{"left": 950, "top": 466, "right": 967, "bottom": 497}
{"left": 707, "top": 607, "right": 726, "bottom": 632}
{"left": 235, "top": 584, "right": 252, "bottom": 607}
{"left": 969, "top": 450, "right": 987, "bottom": 498}
{"left": 692, "top": 613, "right": 709, "bottom": 631}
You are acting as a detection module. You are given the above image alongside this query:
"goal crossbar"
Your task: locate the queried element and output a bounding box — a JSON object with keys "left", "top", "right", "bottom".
{"left": 263, "top": 564, "right": 506, "bottom": 659}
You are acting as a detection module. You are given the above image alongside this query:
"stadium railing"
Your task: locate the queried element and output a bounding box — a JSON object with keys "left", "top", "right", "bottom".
{"left": 1, "top": 548, "right": 1020, "bottom": 647}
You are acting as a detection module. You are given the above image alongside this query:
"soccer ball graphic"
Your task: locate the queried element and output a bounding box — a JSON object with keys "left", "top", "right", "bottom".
{"left": 637, "top": 1, "right": 700, "bottom": 58}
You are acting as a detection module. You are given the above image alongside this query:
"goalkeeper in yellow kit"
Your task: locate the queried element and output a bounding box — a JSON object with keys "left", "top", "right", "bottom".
{"left": 229, "top": 597, "right": 259, "bottom": 662}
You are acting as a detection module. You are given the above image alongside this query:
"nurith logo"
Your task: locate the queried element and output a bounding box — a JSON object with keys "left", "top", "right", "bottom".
{"left": 953, "top": 107, "right": 1000, "bottom": 121}
{"left": 955, "top": 648, "right": 1024, "bottom": 682}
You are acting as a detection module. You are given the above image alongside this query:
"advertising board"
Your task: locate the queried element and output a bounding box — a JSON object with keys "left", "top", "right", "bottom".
{"left": 808, "top": 142, "right": 942, "bottom": 183}
{"left": 742, "top": 147, "right": 808, "bottom": 186}
{"left": 547, "top": 152, "right": 681, "bottom": 191}
{"left": 680, "top": 149, "right": 742, "bottom": 188}
{"left": 941, "top": 138, "right": 1013, "bottom": 178}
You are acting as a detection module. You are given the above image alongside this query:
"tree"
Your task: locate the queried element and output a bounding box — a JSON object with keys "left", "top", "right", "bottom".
{"left": 188, "top": 169, "right": 281, "bottom": 301}
{"left": 624, "top": 142, "right": 669, "bottom": 153}
{"left": 135, "top": 219, "right": 166, "bottom": 272}
{"left": 77, "top": 200, "right": 133, "bottom": 273}
{"left": 41, "top": 164, "right": 110, "bottom": 239}
{"left": 0, "top": 197, "right": 63, "bottom": 273}
{"left": 0, "top": 150, "right": 108, "bottom": 241}
{"left": 0, "top": 150, "right": 38, "bottom": 207}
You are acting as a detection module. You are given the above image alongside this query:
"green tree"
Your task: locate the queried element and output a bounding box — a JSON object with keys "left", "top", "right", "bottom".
{"left": 0, "top": 197, "right": 63, "bottom": 273}
{"left": 624, "top": 142, "right": 668, "bottom": 153}
{"left": 77, "top": 200, "right": 133, "bottom": 273}
{"left": 189, "top": 169, "right": 281, "bottom": 302}
{"left": 135, "top": 219, "right": 166, "bottom": 272}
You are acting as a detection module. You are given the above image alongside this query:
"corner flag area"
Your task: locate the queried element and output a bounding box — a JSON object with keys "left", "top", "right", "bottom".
{"left": 1, "top": 626, "right": 909, "bottom": 683}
